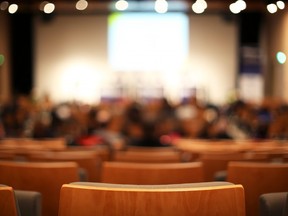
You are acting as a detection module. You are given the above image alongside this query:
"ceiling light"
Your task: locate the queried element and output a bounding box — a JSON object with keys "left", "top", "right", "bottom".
{"left": 8, "top": 3, "right": 18, "bottom": 14}
{"left": 0, "top": 1, "right": 9, "bottom": 10}
{"left": 155, "top": 0, "right": 168, "bottom": 14}
{"left": 76, "top": 0, "right": 88, "bottom": 10}
{"left": 229, "top": 2, "right": 241, "bottom": 14}
{"left": 229, "top": 0, "right": 246, "bottom": 14}
{"left": 192, "top": 0, "right": 207, "bottom": 14}
{"left": 237, "top": 0, "right": 246, "bottom": 11}
{"left": 197, "top": 0, "right": 207, "bottom": 10}
{"left": 276, "top": 52, "right": 286, "bottom": 64}
{"left": 267, "top": 3, "right": 277, "bottom": 13}
{"left": 115, "top": 0, "right": 128, "bottom": 11}
{"left": 276, "top": 0, "right": 285, "bottom": 9}
{"left": 192, "top": 3, "right": 204, "bottom": 13}
{"left": 43, "top": 2, "right": 55, "bottom": 14}
{"left": 39, "top": 1, "right": 49, "bottom": 11}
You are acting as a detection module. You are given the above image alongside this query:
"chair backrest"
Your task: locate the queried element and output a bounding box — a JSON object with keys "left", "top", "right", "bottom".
{"left": 0, "top": 161, "right": 80, "bottom": 216}
{"left": 101, "top": 161, "right": 204, "bottom": 184}
{"left": 227, "top": 161, "right": 288, "bottom": 216}
{"left": 112, "top": 150, "right": 183, "bottom": 163}
{"left": 58, "top": 181, "right": 246, "bottom": 216}
{"left": 66, "top": 145, "right": 112, "bottom": 162}
{"left": 28, "top": 151, "right": 102, "bottom": 181}
{"left": 0, "top": 151, "right": 16, "bottom": 161}
{"left": 199, "top": 152, "right": 269, "bottom": 181}
{"left": 124, "top": 146, "right": 178, "bottom": 152}
{"left": 0, "top": 138, "right": 67, "bottom": 151}
{"left": 0, "top": 185, "right": 19, "bottom": 216}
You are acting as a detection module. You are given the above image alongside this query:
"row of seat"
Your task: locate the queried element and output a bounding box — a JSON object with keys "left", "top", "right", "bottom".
{"left": 1, "top": 159, "right": 288, "bottom": 216}
{"left": 2, "top": 143, "right": 288, "bottom": 181}
{"left": 1, "top": 182, "right": 246, "bottom": 216}
{"left": 1, "top": 138, "right": 288, "bottom": 216}
{"left": 101, "top": 160, "right": 288, "bottom": 216}
{"left": 2, "top": 182, "right": 288, "bottom": 216}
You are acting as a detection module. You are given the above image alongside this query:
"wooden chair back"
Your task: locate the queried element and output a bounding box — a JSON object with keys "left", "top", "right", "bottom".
{"left": 0, "top": 185, "right": 19, "bottom": 216}
{"left": 0, "top": 138, "right": 67, "bottom": 151}
{"left": 101, "top": 161, "right": 204, "bottom": 184}
{"left": 28, "top": 151, "right": 102, "bottom": 181}
{"left": 227, "top": 161, "right": 288, "bottom": 216}
{"left": 65, "top": 145, "right": 112, "bottom": 162}
{"left": 0, "top": 161, "right": 80, "bottom": 216}
{"left": 0, "top": 151, "right": 17, "bottom": 161}
{"left": 58, "top": 182, "right": 246, "bottom": 216}
{"left": 199, "top": 152, "right": 269, "bottom": 181}
{"left": 124, "top": 146, "right": 178, "bottom": 152}
{"left": 112, "top": 150, "right": 183, "bottom": 163}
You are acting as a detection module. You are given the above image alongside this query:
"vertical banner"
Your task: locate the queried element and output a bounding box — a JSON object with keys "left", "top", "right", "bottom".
{"left": 238, "top": 46, "right": 264, "bottom": 103}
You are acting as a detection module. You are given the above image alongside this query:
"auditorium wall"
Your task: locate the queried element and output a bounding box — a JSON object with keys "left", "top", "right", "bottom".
{"left": 265, "top": 10, "right": 288, "bottom": 102}
{"left": 33, "top": 13, "right": 238, "bottom": 105}
{"left": 0, "top": 13, "right": 11, "bottom": 102}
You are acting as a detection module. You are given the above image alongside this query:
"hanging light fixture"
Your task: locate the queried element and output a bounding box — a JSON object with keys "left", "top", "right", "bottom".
{"left": 8, "top": 3, "right": 18, "bottom": 14}
{"left": 44, "top": 2, "right": 55, "bottom": 14}
{"left": 0, "top": 1, "right": 9, "bottom": 10}
{"left": 276, "top": 51, "right": 286, "bottom": 64}
{"left": 192, "top": 0, "right": 207, "bottom": 14}
{"left": 229, "top": 0, "right": 246, "bottom": 14}
{"left": 267, "top": 2, "right": 277, "bottom": 13}
{"left": 237, "top": 0, "right": 246, "bottom": 10}
{"left": 76, "top": 0, "right": 88, "bottom": 11}
{"left": 115, "top": 0, "right": 129, "bottom": 11}
{"left": 39, "top": 1, "right": 55, "bottom": 14}
{"left": 155, "top": 0, "right": 168, "bottom": 14}
{"left": 276, "top": 0, "right": 285, "bottom": 9}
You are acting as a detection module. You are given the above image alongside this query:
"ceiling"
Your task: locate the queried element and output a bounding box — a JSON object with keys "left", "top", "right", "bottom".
{"left": 1, "top": 0, "right": 274, "bottom": 14}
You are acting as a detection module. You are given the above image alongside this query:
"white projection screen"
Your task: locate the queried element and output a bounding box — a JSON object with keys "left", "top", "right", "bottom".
{"left": 108, "top": 12, "right": 189, "bottom": 72}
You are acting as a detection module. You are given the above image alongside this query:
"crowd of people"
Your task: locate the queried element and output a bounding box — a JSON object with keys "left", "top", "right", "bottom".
{"left": 1, "top": 93, "right": 288, "bottom": 150}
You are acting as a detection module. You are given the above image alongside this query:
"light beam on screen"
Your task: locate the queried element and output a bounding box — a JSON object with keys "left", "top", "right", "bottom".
{"left": 56, "top": 59, "right": 102, "bottom": 104}
{"left": 108, "top": 12, "right": 189, "bottom": 73}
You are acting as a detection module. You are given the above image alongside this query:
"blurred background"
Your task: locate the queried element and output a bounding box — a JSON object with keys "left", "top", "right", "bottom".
{"left": 0, "top": 0, "right": 287, "bottom": 105}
